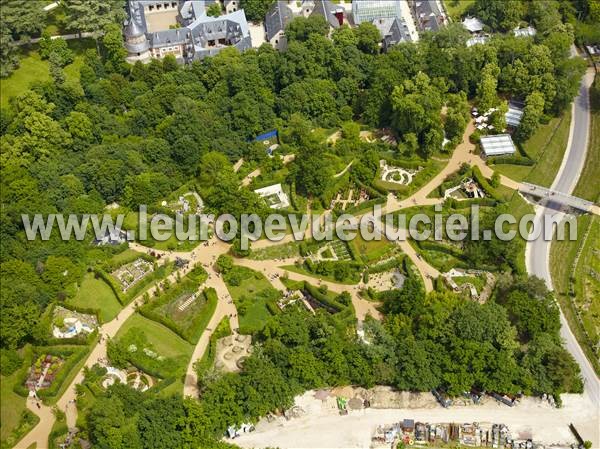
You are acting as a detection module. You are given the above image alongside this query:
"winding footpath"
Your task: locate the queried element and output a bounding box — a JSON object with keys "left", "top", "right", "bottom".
{"left": 526, "top": 67, "right": 599, "bottom": 446}
{"left": 15, "top": 68, "right": 598, "bottom": 448}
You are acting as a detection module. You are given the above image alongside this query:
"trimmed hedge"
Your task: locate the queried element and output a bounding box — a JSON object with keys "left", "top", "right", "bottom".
{"left": 321, "top": 172, "right": 351, "bottom": 205}
{"left": 194, "top": 316, "right": 232, "bottom": 380}
{"left": 354, "top": 178, "right": 385, "bottom": 199}
{"left": 13, "top": 345, "right": 91, "bottom": 401}
{"left": 488, "top": 156, "right": 535, "bottom": 166}
{"left": 138, "top": 276, "right": 215, "bottom": 344}
{"left": 380, "top": 156, "right": 426, "bottom": 170}
{"left": 366, "top": 255, "right": 405, "bottom": 275}
{"left": 101, "top": 252, "right": 155, "bottom": 273}
{"left": 342, "top": 196, "right": 387, "bottom": 216}
{"left": 96, "top": 261, "right": 174, "bottom": 306}
{"left": 471, "top": 166, "right": 504, "bottom": 202}
{"left": 345, "top": 237, "right": 363, "bottom": 263}
{"left": 59, "top": 302, "right": 101, "bottom": 323}
{"left": 303, "top": 283, "right": 345, "bottom": 313}
{"left": 146, "top": 376, "right": 176, "bottom": 394}
{"left": 48, "top": 420, "right": 69, "bottom": 449}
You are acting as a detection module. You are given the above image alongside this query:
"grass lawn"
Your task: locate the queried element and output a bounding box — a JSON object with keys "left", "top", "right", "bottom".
{"left": 349, "top": 232, "right": 395, "bottom": 263}
{"left": 1, "top": 370, "right": 37, "bottom": 449}
{"left": 572, "top": 91, "right": 600, "bottom": 202}
{"left": 551, "top": 215, "right": 600, "bottom": 375}
{"left": 113, "top": 313, "right": 194, "bottom": 377}
{"left": 492, "top": 111, "right": 571, "bottom": 186}
{"left": 249, "top": 241, "right": 302, "bottom": 260}
{"left": 443, "top": 0, "right": 474, "bottom": 20}
{"left": 66, "top": 273, "right": 122, "bottom": 322}
{"left": 115, "top": 313, "right": 193, "bottom": 358}
{"left": 453, "top": 274, "right": 486, "bottom": 292}
{"left": 108, "top": 249, "right": 145, "bottom": 267}
{"left": 224, "top": 267, "right": 280, "bottom": 334}
{"left": 1, "top": 39, "right": 94, "bottom": 109}
{"left": 156, "top": 378, "right": 184, "bottom": 397}
{"left": 505, "top": 192, "right": 535, "bottom": 274}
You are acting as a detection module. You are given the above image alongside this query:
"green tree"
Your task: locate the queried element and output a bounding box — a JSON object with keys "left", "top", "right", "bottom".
{"left": 239, "top": 0, "right": 274, "bottom": 22}
{"left": 474, "top": 0, "right": 525, "bottom": 31}
{"left": 355, "top": 22, "right": 381, "bottom": 54}
{"left": 332, "top": 25, "right": 358, "bottom": 48}
{"left": 285, "top": 15, "right": 329, "bottom": 42}
{"left": 476, "top": 63, "right": 499, "bottom": 112}
{"left": 0, "top": 0, "right": 46, "bottom": 39}
{"left": 39, "top": 35, "right": 74, "bottom": 67}
{"left": 206, "top": 2, "right": 222, "bottom": 17}
{"left": 63, "top": 0, "right": 125, "bottom": 37}
{"left": 516, "top": 91, "right": 545, "bottom": 142}
{"left": 0, "top": 27, "right": 19, "bottom": 77}
{"left": 215, "top": 255, "right": 234, "bottom": 274}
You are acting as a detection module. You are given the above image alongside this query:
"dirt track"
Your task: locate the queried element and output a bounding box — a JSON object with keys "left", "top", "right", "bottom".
{"left": 232, "top": 391, "right": 598, "bottom": 449}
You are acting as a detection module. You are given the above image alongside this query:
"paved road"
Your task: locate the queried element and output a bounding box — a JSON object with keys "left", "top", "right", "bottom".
{"left": 526, "top": 67, "right": 599, "bottom": 445}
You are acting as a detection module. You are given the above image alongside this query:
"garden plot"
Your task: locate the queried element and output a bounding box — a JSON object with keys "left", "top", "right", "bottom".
{"left": 215, "top": 334, "right": 253, "bottom": 373}
{"left": 155, "top": 290, "right": 207, "bottom": 326}
{"left": 161, "top": 191, "right": 204, "bottom": 215}
{"left": 25, "top": 354, "right": 64, "bottom": 391}
{"left": 52, "top": 306, "right": 97, "bottom": 339}
{"left": 110, "top": 314, "right": 193, "bottom": 379}
{"left": 444, "top": 177, "right": 486, "bottom": 200}
{"left": 309, "top": 241, "right": 352, "bottom": 262}
{"left": 111, "top": 258, "right": 154, "bottom": 292}
{"left": 254, "top": 183, "right": 291, "bottom": 209}
{"left": 100, "top": 366, "right": 152, "bottom": 392}
{"left": 442, "top": 269, "right": 495, "bottom": 302}
{"left": 365, "top": 270, "right": 406, "bottom": 292}
{"left": 329, "top": 188, "right": 370, "bottom": 211}
{"left": 379, "top": 160, "right": 421, "bottom": 186}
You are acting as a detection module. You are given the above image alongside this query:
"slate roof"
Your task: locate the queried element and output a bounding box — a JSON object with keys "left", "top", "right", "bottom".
{"left": 125, "top": 0, "right": 251, "bottom": 61}
{"left": 307, "top": 0, "right": 340, "bottom": 29}
{"left": 265, "top": 1, "right": 294, "bottom": 41}
{"left": 413, "top": 0, "right": 445, "bottom": 32}
{"left": 372, "top": 17, "right": 412, "bottom": 50}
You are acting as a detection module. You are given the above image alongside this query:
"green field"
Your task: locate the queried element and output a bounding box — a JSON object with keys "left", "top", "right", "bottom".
{"left": 249, "top": 241, "right": 302, "bottom": 260}
{"left": 67, "top": 273, "right": 122, "bottom": 322}
{"left": 112, "top": 313, "right": 194, "bottom": 377}
{"left": 1, "top": 39, "right": 93, "bottom": 108}
{"left": 1, "top": 370, "right": 38, "bottom": 449}
{"left": 114, "top": 314, "right": 193, "bottom": 359}
{"left": 349, "top": 232, "right": 395, "bottom": 263}
{"left": 551, "top": 215, "right": 600, "bottom": 375}
{"left": 573, "top": 89, "right": 600, "bottom": 202}
{"left": 224, "top": 267, "right": 280, "bottom": 334}
{"left": 443, "top": 0, "right": 474, "bottom": 20}
{"left": 108, "top": 249, "right": 146, "bottom": 267}
{"left": 492, "top": 111, "right": 571, "bottom": 186}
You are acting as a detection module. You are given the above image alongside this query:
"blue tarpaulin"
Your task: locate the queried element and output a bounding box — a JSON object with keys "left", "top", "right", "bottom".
{"left": 255, "top": 130, "right": 279, "bottom": 142}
